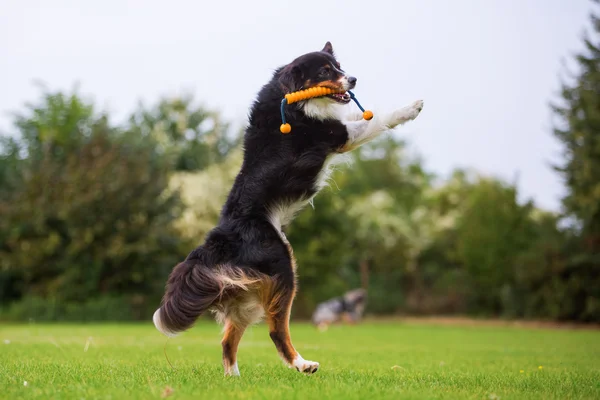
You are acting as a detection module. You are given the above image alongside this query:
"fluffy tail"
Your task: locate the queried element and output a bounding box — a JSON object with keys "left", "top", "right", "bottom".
{"left": 153, "top": 260, "right": 223, "bottom": 337}
{"left": 152, "top": 261, "right": 264, "bottom": 337}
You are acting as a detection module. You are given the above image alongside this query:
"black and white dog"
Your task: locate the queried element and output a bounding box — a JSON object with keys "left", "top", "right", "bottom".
{"left": 312, "top": 288, "right": 368, "bottom": 330}
{"left": 153, "top": 42, "right": 423, "bottom": 376}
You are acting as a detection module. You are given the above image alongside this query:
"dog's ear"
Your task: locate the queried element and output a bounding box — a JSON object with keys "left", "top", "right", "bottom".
{"left": 278, "top": 65, "right": 303, "bottom": 93}
{"left": 322, "top": 41, "right": 334, "bottom": 56}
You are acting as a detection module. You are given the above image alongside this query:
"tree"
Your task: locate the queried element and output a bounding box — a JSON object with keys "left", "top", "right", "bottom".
{"left": 551, "top": 0, "right": 600, "bottom": 321}
{"left": 288, "top": 137, "right": 434, "bottom": 316}
{"left": 128, "top": 94, "right": 238, "bottom": 171}
{"left": 453, "top": 176, "right": 536, "bottom": 315}
{"left": 0, "top": 88, "right": 186, "bottom": 320}
{"left": 171, "top": 147, "right": 243, "bottom": 243}
{"left": 553, "top": 0, "right": 600, "bottom": 249}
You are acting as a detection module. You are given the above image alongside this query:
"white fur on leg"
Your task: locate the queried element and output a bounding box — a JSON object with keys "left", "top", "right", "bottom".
{"left": 292, "top": 354, "right": 320, "bottom": 374}
{"left": 224, "top": 361, "right": 240, "bottom": 377}
{"left": 388, "top": 100, "right": 424, "bottom": 127}
{"left": 341, "top": 100, "right": 424, "bottom": 152}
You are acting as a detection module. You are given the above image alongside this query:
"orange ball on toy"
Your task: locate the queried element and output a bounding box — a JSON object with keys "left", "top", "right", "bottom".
{"left": 363, "top": 110, "right": 374, "bottom": 120}
{"left": 280, "top": 123, "right": 292, "bottom": 134}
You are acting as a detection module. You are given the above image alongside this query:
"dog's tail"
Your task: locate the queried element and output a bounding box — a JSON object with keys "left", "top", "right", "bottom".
{"left": 152, "top": 261, "right": 264, "bottom": 337}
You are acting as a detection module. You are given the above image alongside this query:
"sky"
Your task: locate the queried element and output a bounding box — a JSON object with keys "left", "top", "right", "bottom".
{"left": 0, "top": 0, "right": 593, "bottom": 211}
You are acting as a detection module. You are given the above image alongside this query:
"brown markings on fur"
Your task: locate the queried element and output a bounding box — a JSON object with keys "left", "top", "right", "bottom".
{"left": 217, "top": 272, "right": 300, "bottom": 371}
{"left": 159, "top": 263, "right": 267, "bottom": 335}
{"left": 315, "top": 80, "right": 344, "bottom": 91}
{"left": 338, "top": 142, "right": 359, "bottom": 153}
{"left": 216, "top": 273, "right": 278, "bottom": 375}
{"left": 260, "top": 267, "right": 299, "bottom": 366}
{"left": 215, "top": 266, "right": 264, "bottom": 297}
{"left": 284, "top": 241, "right": 298, "bottom": 272}
{"left": 215, "top": 236, "right": 301, "bottom": 369}
{"left": 301, "top": 78, "right": 344, "bottom": 92}
{"left": 221, "top": 319, "right": 246, "bottom": 375}
{"left": 212, "top": 271, "right": 269, "bottom": 328}
{"left": 261, "top": 232, "right": 301, "bottom": 366}
{"left": 266, "top": 290, "right": 298, "bottom": 365}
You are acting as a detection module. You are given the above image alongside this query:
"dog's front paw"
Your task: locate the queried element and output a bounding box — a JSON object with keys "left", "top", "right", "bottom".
{"left": 292, "top": 356, "right": 320, "bottom": 374}
{"left": 389, "top": 100, "right": 424, "bottom": 128}
{"left": 408, "top": 100, "right": 424, "bottom": 119}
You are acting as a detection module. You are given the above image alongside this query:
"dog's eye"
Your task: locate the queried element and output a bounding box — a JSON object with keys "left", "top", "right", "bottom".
{"left": 318, "top": 68, "right": 330, "bottom": 78}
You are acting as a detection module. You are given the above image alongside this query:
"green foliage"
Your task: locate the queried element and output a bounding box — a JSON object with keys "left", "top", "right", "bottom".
{"left": 553, "top": 2, "right": 600, "bottom": 243}
{"left": 453, "top": 177, "right": 535, "bottom": 314}
{"left": 0, "top": 296, "right": 136, "bottom": 322}
{"left": 3, "top": 10, "right": 600, "bottom": 325}
{"left": 0, "top": 87, "right": 187, "bottom": 318}
{"left": 170, "top": 148, "right": 243, "bottom": 243}
{"left": 287, "top": 138, "right": 431, "bottom": 315}
{"left": 13, "top": 86, "right": 95, "bottom": 163}
{"left": 128, "top": 94, "right": 238, "bottom": 171}
{"left": 549, "top": 0, "right": 600, "bottom": 321}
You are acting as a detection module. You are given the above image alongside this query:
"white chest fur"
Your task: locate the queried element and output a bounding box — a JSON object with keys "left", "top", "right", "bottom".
{"left": 267, "top": 154, "right": 348, "bottom": 238}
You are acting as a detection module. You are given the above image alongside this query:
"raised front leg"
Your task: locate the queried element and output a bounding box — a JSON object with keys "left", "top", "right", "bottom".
{"left": 340, "top": 100, "right": 424, "bottom": 152}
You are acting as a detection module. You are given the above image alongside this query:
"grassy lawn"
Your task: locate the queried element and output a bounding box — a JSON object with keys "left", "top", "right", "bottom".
{"left": 1, "top": 320, "right": 599, "bottom": 399}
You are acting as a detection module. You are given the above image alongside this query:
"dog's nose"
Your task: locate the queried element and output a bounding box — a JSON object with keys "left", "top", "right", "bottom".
{"left": 347, "top": 76, "right": 357, "bottom": 85}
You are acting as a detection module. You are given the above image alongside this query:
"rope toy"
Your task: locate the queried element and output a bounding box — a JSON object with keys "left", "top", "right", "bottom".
{"left": 279, "top": 88, "right": 373, "bottom": 134}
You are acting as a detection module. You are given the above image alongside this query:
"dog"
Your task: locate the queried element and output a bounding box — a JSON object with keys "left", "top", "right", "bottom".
{"left": 152, "top": 41, "right": 423, "bottom": 376}
{"left": 312, "top": 288, "right": 367, "bottom": 331}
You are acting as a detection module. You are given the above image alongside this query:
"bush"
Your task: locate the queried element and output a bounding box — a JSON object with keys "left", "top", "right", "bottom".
{"left": 0, "top": 89, "right": 187, "bottom": 320}
{"left": 0, "top": 296, "right": 143, "bottom": 322}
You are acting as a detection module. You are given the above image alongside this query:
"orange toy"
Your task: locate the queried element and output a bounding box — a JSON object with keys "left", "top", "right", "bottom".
{"left": 280, "top": 89, "right": 373, "bottom": 134}
{"left": 284, "top": 87, "right": 341, "bottom": 104}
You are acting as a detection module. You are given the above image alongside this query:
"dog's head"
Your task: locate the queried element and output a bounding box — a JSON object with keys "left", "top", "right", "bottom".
{"left": 278, "top": 42, "right": 357, "bottom": 106}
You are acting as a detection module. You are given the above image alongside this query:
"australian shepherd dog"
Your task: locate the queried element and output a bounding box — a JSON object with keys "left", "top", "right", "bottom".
{"left": 312, "top": 288, "right": 368, "bottom": 330}
{"left": 153, "top": 41, "right": 423, "bottom": 376}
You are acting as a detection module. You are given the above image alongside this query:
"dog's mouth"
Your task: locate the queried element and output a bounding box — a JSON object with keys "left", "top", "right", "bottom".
{"left": 325, "top": 92, "right": 351, "bottom": 104}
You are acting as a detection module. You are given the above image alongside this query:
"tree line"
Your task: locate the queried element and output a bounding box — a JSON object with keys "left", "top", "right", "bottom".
{"left": 0, "top": 5, "right": 599, "bottom": 322}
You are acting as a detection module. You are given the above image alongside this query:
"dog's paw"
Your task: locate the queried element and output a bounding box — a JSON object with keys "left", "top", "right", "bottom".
{"left": 292, "top": 356, "right": 320, "bottom": 374}
{"left": 389, "top": 100, "right": 424, "bottom": 128}
{"left": 408, "top": 100, "right": 424, "bottom": 119}
{"left": 224, "top": 362, "right": 240, "bottom": 377}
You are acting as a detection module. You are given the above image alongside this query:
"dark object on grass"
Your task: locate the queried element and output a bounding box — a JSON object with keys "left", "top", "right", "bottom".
{"left": 312, "top": 288, "right": 367, "bottom": 330}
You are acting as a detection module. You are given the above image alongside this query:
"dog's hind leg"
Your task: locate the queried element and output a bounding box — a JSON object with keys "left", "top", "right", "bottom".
{"left": 219, "top": 286, "right": 267, "bottom": 377}
{"left": 218, "top": 283, "right": 266, "bottom": 377}
{"left": 221, "top": 318, "right": 247, "bottom": 377}
{"left": 265, "top": 278, "right": 319, "bottom": 374}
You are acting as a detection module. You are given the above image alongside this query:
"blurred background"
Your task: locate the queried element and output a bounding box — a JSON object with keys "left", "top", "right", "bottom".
{"left": 0, "top": 0, "right": 598, "bottom": 323}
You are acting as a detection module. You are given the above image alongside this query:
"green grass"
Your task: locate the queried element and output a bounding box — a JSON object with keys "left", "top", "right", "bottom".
{"left": 1, "top": 320, "right": 599, "bottom": 399}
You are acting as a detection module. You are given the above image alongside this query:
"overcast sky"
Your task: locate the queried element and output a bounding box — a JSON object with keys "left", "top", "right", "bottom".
{"left": 0, "top": 0, "right": 593, "bottom": 211}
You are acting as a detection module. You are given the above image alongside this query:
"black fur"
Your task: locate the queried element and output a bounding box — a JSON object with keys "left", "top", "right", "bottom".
{"left": 157, "top": 42, "right": 356, "bottom": 333}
